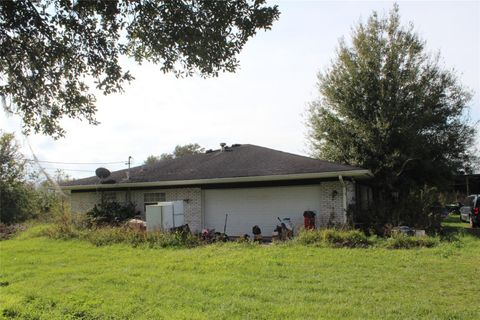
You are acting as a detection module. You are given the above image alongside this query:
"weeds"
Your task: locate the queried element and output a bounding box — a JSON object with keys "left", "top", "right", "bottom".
{"left": 384, "top": 233, "right": 438, "bottom": 249}
{"left": 294, "top": 229, "right": 372, "bottom": 248}
{"left": 38, "top": 212, "right": 442, "bottom": 250}
{"left": 294, "top": 228, "right": 439, "bottom": 249}
{"left": 41, "top": 217, "right": 201, "bottom": 249}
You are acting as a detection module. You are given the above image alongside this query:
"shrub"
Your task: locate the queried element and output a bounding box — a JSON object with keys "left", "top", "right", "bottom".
{"left": 294, "top": 229, "right": 324, "bottom": 245}
{"left": 0, "top": 223, "right": 26, "bottom": 240}
{"left": 86, "top": 201, "right": 138, "bottom": 226}
{"left": 384, "top": 233, "right": 438, "bottom": 249}
{"left": 323, "top": 229, "right": 372, "bottom": 248}
{"left": 42, "top": 220, "right": 82, "bottom": 240}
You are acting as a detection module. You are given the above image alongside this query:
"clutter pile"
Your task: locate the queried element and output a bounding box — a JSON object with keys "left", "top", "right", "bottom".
{"left": 272, "top": 217, "right": 294, "bottom": 241}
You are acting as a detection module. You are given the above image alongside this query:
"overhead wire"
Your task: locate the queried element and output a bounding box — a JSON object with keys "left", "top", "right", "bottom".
{"left": 24, "top": 159, "right": 125, "bottom": 165}
{"left": 41, "top": 167, "right": 97, "bottom": 173}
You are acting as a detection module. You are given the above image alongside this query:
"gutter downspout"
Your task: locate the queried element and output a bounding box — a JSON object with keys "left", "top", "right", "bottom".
{"left": 338, "top": 175, "right": 347, "bottom": 223}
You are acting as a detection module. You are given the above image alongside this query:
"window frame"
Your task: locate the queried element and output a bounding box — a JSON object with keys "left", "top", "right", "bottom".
{"left": 143, "top": 192, "right": 166, "bottom": 212}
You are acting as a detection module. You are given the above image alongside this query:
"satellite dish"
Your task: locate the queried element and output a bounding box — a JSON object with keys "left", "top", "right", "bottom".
{"left": 95, "top": 167, "right": 111, "bottom": 179}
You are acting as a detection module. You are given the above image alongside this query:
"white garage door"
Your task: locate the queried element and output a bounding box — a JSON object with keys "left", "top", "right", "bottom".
{"left": 204, "top": 185, "right": 321, "bottom": 237}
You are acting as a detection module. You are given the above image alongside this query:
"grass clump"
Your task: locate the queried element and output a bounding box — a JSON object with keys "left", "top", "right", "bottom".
{"left": 83, "top": 226, "right": 201, "bottom": 248}
{"left": 41, "top": 214, "right": 201, "bottom": 249}
{"left": 295, "top": 229, "right": 372, "bottom": 248}
{"left": 384, "top": 233, "right": 438, "bottom": 249}
{"left": 44, "top": 224, "right": 201, "bottom": 249}
{"left": 295, "top": 228, "right": 440, "bottom": 249}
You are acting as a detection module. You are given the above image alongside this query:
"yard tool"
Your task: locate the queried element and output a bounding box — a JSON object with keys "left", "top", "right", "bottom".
{"left": 217, "top": 213, "right": 229, "bottom": 242}
{"left": 223, "top": 213, "right": 228, "bottom": 234}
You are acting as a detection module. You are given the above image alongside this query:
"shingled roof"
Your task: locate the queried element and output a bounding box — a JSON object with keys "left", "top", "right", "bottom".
{"left": 63, "top": 144, "right": 370, "bottom": 188}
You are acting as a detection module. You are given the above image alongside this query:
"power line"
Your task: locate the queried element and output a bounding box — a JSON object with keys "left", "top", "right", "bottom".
{"left": 25, "top": 159, "right": 125, "bottom": 165}
{"left": 42, "top": 168, "right": 94, "bottom": 173}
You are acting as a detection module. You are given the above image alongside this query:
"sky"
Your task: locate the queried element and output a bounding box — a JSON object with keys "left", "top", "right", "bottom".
{"left": 1, "top": 0, "right": 479, "bottom": 179}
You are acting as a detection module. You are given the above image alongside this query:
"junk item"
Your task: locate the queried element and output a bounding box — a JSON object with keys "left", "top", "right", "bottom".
{"left": 170, "top": 224, "right": 190, "bottom": 236}
{"left": 392, "top": 226, "right": 415, "bottom": 236}
{"left": 272, "top": 225, "right": 282, "bottom": 241}
{"left": 303, "top": 211, "right": 316, "bottom": 230}
{"left": 276, "top": 217, "right": 294, "bottom": 240}
{"left": 201, "top": 228, "right": 215, "bottom": 242}
{"left": 201, "top": 228, "right": 229, "bottom": 243}
{"left": 252, "top": 225, "right": 262, "bottom": 242}
{"left": 127, "top": 219, "right": 146, "bottom": 231}
{"left": 415, "top": 229, "right": 426, "bottom": 237}
{"left": 216, "top": 231, "right": 229, "bottom": 242}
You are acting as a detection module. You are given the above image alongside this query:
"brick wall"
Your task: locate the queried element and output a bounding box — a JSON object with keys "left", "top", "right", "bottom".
{"left": 316, "top": 181, "right": 355, "bottom": 227}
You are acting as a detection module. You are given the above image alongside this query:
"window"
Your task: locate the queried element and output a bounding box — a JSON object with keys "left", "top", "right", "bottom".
{"left": 144, "top": 193, "right": 166, "bottom": 203}
{"left": 144, "top": 192, "right": 166, "bottom": 211}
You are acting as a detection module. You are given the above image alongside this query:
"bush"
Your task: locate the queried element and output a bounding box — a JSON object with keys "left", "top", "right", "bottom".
{"left": 294, "top": 229, "right": 323, "bottom": 245}
{"left": 384, "top": 233, "right": 438, "bottom": 249}
{"left": 325, "top": 229, "right": 372, "bottom": 248}
{"left": 0, "top": 183, "right": 36, "bottom": 224}
{"left": 295, "top": 229, "right": 372, "bottom": 248}
{"left": 353, "top": 186, "right": 444, "bottom": 234}
{"left": 86, "top": 201, "right": 138, "bottom": 226}
{"left": 0, "top": 223, "right": 26, "bottom": 240}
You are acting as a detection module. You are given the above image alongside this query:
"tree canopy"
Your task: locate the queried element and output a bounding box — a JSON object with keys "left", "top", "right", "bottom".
{"left": 144, "top": 143, "right": 205, "bottom": 165}
{"left": 0, "top": 0, "right": 280, "bottom": 138}
{"left": 307, "top": 5, "right": 475, "bottom": 196}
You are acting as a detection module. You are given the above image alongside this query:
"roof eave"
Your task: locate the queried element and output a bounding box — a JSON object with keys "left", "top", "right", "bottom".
{"left": 62, "top": 170, "right": 373, "bottom": 191}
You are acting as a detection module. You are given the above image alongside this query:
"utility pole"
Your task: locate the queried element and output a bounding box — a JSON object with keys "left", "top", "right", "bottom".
{"left": 126, "top": 156, "right": 132, "bottom": 180}
{"left": 126, "top": 156, "right": 132, "bottom": 203}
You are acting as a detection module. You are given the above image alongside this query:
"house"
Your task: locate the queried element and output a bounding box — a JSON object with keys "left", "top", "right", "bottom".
{"left": 62, "top": 144, "right": 373, "bottom": 236}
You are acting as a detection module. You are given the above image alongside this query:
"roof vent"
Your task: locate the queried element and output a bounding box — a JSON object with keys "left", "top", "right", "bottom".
{"left": 220, "top": 142, "right": 227, "bottom": 152}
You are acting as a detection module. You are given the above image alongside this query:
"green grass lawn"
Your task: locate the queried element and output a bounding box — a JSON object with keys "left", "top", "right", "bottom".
{"left": 1, "top": 223, "right": 479, "bottom": 319}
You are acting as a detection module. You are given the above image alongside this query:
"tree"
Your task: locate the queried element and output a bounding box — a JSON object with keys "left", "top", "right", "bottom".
{"left": 307, "top": 6, "right": 475, "bottom": 224}
{"left": 0, "top": 132, "right": 34, "bottom": 223}
{"left": 0, "top": 0, "right": 280, "bottom": 138}
{"left": 0, "top": 133, "right": 70, "bottom": 223}
{"left": 144, "top": 155, "right": 162, "bottom": 166}
{"left": 144, "top": 143, "right": 205, "bottom": 165}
